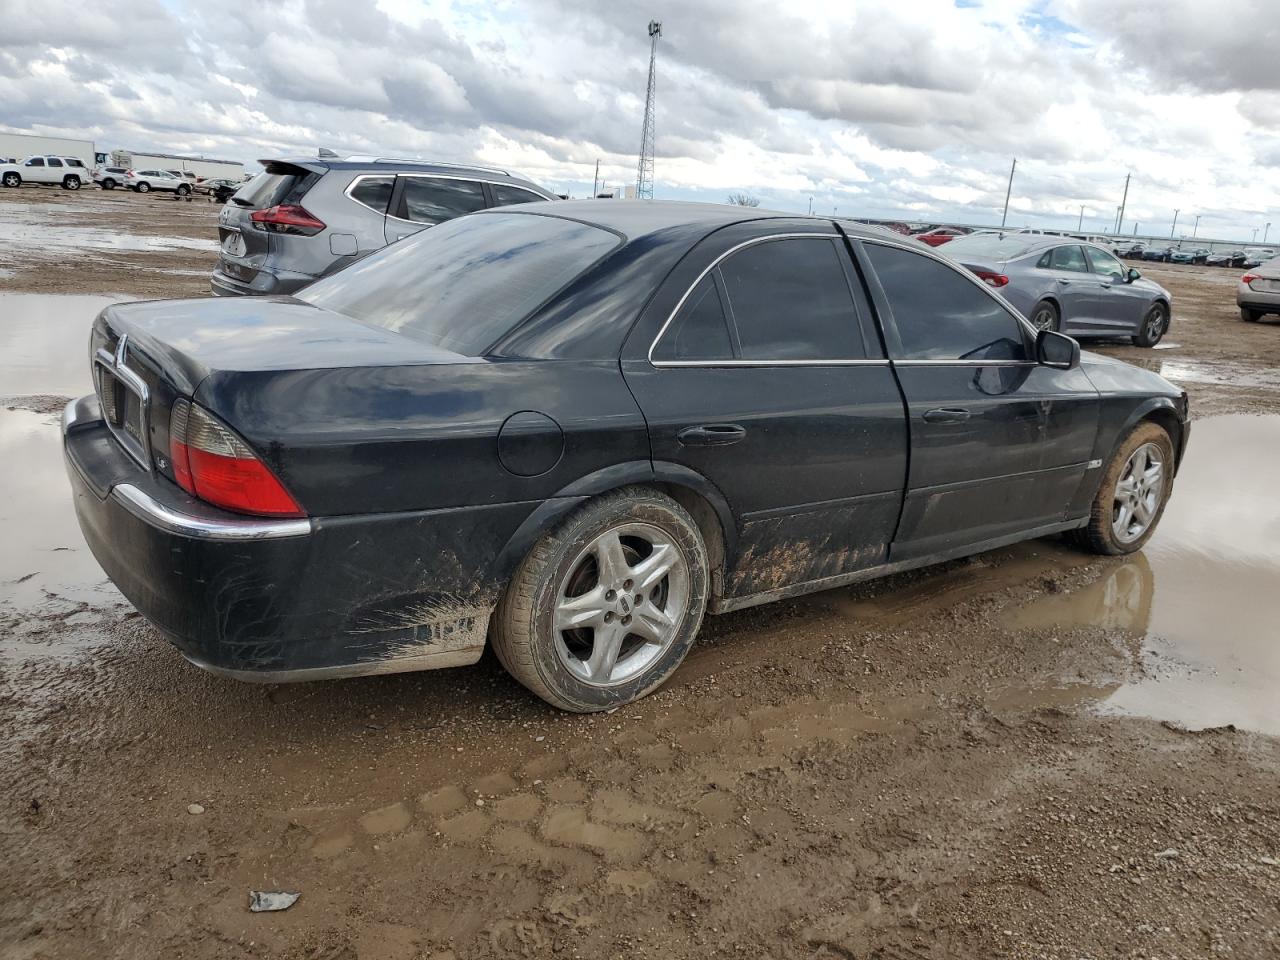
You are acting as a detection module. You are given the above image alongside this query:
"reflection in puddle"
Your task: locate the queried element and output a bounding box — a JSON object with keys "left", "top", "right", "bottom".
{"left": 1129, "top": 356, "right": 1280, "bottom": 391}
{"left": 0, "top": 218, "right": 217, "bottom": 258}
{"left": 0, "top": 294, "right": 130, "bottom": 398}
{"left": 0, "top": 409, "right": 116, "bottom": 620}
{"left": 1002, "top": 414, "right": 1280, "bottom": 735}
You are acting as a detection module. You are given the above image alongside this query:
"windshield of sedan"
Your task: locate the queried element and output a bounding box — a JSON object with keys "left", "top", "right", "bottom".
{"left": 939, "top": 233, "right": 1043, "bottom": 260}
{"left": 298, "top": 212, "right": 621, "bottom": 355}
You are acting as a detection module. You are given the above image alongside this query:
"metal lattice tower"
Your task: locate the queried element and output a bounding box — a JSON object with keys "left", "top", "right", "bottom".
{"left": 636, "top": 20, "right": 661, "bottom": 200}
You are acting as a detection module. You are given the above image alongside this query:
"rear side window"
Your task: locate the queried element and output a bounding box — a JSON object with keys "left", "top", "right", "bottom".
{"left": 298, "top": 213, "right": 620, "bottom": 355}
{"left": 1047, "top": 245, "right": 1089, "bottom": 272}
{"left": 232, "top": 164, "right": 320, "bottom": 209}
{"left": 348, "top": 175, "right": 394, "bottom": 214}
{"left": 491, "top": 184, "right": 546, "bottom": 207}
{"left": 66, "top": 159, "right": 85, "bottom": 168}
{"left": 48, "top": 158, "right": 64, "bottom": 168}
{"left": 864, "top": 243, "right": 1027, "bottom": 362}
{"left": 399, "top": 176, "right": 487, "bottom": 224}
{"left": 718, "top": 237, "right": 866, "bottom": 360}
{"left": 652, "top": 276, "right": 734, "bottom": 362}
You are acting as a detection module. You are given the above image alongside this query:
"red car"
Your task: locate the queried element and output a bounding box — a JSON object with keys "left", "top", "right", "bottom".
{"left": 913, "top": 227, "right": 968, "bottom": 247}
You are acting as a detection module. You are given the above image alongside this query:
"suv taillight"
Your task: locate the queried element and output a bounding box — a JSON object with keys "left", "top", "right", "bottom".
{"left": 249, "top": 203, "right": 326, "bottom": 236}
{"left": 169, "top": 400, "right": 305, "bottom": 518}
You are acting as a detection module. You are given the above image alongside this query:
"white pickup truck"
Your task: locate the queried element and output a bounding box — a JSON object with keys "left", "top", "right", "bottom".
{"left": 0, "top": 155, "right": 93, "bottom": 190}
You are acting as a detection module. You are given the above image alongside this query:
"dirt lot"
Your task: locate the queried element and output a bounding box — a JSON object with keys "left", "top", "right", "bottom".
{"left": 2, "top": 188, "right": 1278, "bottom": 960}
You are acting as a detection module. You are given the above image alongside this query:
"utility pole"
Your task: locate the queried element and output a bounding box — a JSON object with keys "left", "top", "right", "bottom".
{"left": 1114, "top": 206, "right": 1122, "bottom": 233}
{"left": 1192, "top": 214, "right": 1201, "bottom": 238}
{"left": 1000, "top": 157, "right": 1016, "bottom": 228}
{"left": 1077, "top": 205, "right": 1084, "bottom": 231}
{"left": 635, "top": 20, "right": 661, "bottom": 200}
{"left": 807, "top": 196, "right": 813, "bottom": 215}
{"left": 1252, "top": 228, "right": 1259, "bottom": 243}
{"left": 1170, "top": 209, "right": 1179, "bottom": 238}
{"left": 591, "top": 160, "right": 599, "bottom": 199}
{"left": 1266, "top": 222, "right": 1272, "bottom": 243}
{"left": 1117, "top": 173, "right": 1130, "bottom": 235}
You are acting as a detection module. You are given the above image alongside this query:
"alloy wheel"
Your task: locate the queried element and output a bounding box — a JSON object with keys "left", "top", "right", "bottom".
{"left": 1112, "top": 442, "right": 1164, "bottom": 544}
{"left": 1031, "top": 305, "right": 1056, "bottom": 331}
{"left": 554, "top": 522, "right": 689, "bottom": 687}
{"left": 1144, "top": 307, "right": 1165, "bottom": 340}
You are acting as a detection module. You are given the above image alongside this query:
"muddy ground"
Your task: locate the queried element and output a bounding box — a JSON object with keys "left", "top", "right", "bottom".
{"left": 1, "top": 188, "right": 1278, "bottom": 960}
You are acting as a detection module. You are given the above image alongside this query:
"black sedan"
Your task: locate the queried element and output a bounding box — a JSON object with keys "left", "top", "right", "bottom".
{"left": 63, "top": 202, "right": 1190, "bottom": 711}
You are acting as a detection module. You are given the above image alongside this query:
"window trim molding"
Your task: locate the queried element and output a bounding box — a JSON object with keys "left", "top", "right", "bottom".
{"left": 648, "top": 232, "right": 863, "bottom": 367}
{"left": 346, "top": 172, "right": 555, "bottom": 226}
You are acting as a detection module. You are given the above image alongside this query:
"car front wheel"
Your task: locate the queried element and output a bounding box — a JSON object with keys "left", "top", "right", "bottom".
{"left": 1132, "top": 303, "right": 1167, "bottom": 347}
{"left": 1069, "top": 421, "right": 1175, "bottom": 556}
{"left": 136, "top": 182, "right": 150, "bottom": 193}
{"left": 492, "top": 487, "right": 710, "bottom": 712}
{"left": 176, "top": 184, "right": 190, "bottom": 196}
{"left": 1, "top": 173, "right": 19, "bottom": 188}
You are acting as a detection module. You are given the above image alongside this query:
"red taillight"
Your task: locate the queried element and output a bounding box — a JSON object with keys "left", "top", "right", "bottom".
{"left": 169, "top": 400, "right": 305, "bottom": 518}
{"left": 974, "top": 270, "right": 1010, "bottom": 288}
{"left": 249, "top": 203, "right": 326, "bottom": 236}
{"left": 1242, "top": 274, "right": 1259, "bottom": 284}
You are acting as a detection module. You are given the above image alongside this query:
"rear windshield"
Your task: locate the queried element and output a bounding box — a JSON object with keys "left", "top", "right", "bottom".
{"left": 297, "top": 212, "right": 621, "bottom": 355}
{"left": 941, "top": 233, "right": 1042, "bottom": 260}
{"left": 231, "top": 164, "right": 318, "bottom": 208}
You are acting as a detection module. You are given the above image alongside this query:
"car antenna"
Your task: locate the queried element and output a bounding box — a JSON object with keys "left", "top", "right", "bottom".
{"left": 317, "top": 147, "right": 339, "bottom": 159}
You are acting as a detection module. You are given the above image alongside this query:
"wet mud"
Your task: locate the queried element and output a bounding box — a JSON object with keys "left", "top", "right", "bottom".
{"left": 2, "top": 195, "right": 1280, "bottom": 959}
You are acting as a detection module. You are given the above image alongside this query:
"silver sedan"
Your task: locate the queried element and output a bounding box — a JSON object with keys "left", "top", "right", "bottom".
{"left": 1237, "top": 258, "right": 1280, "bottom": 323}
{"left": 942, "top": 234, "right": 1174, "bottom": 347}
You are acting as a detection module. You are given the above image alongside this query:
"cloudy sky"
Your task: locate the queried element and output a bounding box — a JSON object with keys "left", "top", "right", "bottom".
{"left": 3, "top": 0, "right": 1279, "bottom": 241}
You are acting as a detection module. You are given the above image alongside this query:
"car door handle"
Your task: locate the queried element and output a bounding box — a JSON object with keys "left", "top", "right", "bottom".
{"left": 1057, "top": 278, "right": 1072, "bottom": 284}
{"left": 922, "top": 408, "right": 971, "bottom": 423}
{"left": 1100, "top": 282, "right": 1112, "bottom": 289}
{"left": 677, "top": 424, "right": 747, "bottom": 447}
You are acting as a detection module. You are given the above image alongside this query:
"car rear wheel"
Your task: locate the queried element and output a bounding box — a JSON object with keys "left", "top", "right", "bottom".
{"left": 62, "top": 175, "right": 81, "bottom": 190}
{"left": 1132, "top": 303, "right": 1167, "bottom": 347}
{"left": 1240, "top": 307, "right": 1261, "bottom": 323}
{"left": 101, "top": 179, "right": 116, "bottom": 190}
{"left": 1069, "top": 421, "right": 1174, "bottom": 556}
{"left": 1, "top": 173, "right": 20, "bottom": 188}
{"left": 1029, "top": 299, "right": 1060, "bottom": 333}
{"left": 492, "top": 487, "right": 709, "bottom": 712}
{"left": 136, "top": 182, "right": 151, "bottom": 193}
{"left": 176, "top": 184, "right": 190, "bottom": 196}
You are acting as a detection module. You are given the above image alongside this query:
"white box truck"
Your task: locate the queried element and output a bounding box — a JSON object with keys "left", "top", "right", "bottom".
{"left": 0, "top": 131, "right": 104, "bottom": 167}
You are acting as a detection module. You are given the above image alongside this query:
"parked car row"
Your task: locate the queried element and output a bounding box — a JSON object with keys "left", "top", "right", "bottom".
{"left": 0, "top": 155, "right": 248, "bottom": 199}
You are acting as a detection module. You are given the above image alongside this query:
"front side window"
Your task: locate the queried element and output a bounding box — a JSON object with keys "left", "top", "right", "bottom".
{"left": 348, "top": 175, "right": 394, "bottom": 214}
{"left": 491, "top": 184, "right": 546, "bottom": 207}
{"left": 652, "top": 276, "right": 734, "bottom": 362}
{"left": 864, "top": 242, "right": 1028, "bottom": 362}
{"left": 718, "top": 237, "right": 866, "bottom": 360}
{"left": 26, "top": 158, "right": 45, "bottom": 167}
{"left": 399, "top": 176, "right": 486, "bottom": 225}
{"left": 298, "top": 212, "right": 619, "bottom": 355}
{"left": 1085, "top": 246, "right": 1126, "bottom": 279}
{"left": 1048, "top": 244, "right": 1089, "bottom": 272}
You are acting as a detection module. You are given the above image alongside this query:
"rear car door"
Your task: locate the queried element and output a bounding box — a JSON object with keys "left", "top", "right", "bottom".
{"left": 1041, "top": 243, "right": 1100, "bottom": 331}
{"left": 384, "top": 175, "right": 487, "bottom": 244}
{"left": 1085, "top": 246, "right": 1147, "bottom": 333}
{"left": 856, "top": 238, "right": 1099, "bottom": 561}
{"left": 622, "top": 224, "right": 908, "bottom": 601}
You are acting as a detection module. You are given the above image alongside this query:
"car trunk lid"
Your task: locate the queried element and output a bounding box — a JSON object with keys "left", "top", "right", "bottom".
{"left": 218, "top": 161, "right": 325, "bottom": 285}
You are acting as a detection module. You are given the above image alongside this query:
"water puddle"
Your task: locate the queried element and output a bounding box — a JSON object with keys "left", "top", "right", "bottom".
{"left": 0, "top": 214, "right": 216, "bottom": 259}
{"left": 0, "top": 408, "right": 116, "bottom": 620}
{"left": 1001, "top": 414, "right": 1280, "bottom": 735}
{"left": 1129, "top": 357, "right": 1280, "bottom": 391}
{"left": 0, "top": 293, "right": 129, "bottom": 398}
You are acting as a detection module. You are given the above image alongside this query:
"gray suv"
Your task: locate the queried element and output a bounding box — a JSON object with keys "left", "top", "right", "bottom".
{"left": 211, "top": 156, "right": 556, "bottom": 297}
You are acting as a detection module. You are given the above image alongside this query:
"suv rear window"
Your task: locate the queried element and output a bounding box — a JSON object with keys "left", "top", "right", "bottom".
{"left": 231, "top": 163, "right": 320, "bottom": 209}
{"left": 298, "top": 212, "right": 620, "bottom": 356}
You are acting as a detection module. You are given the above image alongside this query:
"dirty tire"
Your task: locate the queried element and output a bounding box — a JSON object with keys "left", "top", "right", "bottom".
{"left": 176, "top": 183, "right": 190, "bottom": 196}
{"left": 62, "top": 175, "right": 81, "bottom": 190}
{"left": 492, "top": 487, "right": 709, "bottom": 712}
{"left": 1240, "top": 307, "right": 1261, "bottom": 323}
{"left": 1, "top": 172, "right": 19, "bottom": 188}
{"left": 136, "top": 181, "right": 151, "bottom": 193}
{"left": 1029, "top": 299, "right": 1060, "bottom": 333}
{"left": 101, "top": 179, "right": 116, "bottom": 190}
{"left": 1132, "top": 303, "right": 1167, "bottom": 347}
{"left": 1068, "top": 421, "right": 1175, "bottom": 556}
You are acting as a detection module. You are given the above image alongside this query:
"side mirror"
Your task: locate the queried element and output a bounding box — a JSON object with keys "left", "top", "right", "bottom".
{"left": 1036, "top": 329, "right": 1080, "bottom": 370}
{"left": 1127, "top": 267, "right": 1141, "bottom": 283}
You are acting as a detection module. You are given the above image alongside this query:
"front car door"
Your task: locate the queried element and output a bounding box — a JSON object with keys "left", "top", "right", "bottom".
{"left": 24, "top": 157, "right": 54, "bottom": 184}
{"left": 621, "top": 223, "right": 908, "bottom": 602}
{"left": 855, "top": 237, "right": 1099, "bottom": 562}
{"left": 384, "top": 175, "right": 487, "bottom": 244}
{"left": 1085, "top": 245, "right": 1148, "bottom": 335}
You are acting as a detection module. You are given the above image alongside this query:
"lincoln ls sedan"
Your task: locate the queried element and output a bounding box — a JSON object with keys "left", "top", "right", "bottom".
{"left": 63, "top": 202, "right": 1189, "bottom": 711}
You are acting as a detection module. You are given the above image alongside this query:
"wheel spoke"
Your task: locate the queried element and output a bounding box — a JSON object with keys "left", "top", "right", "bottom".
{"left": 593, "top": 530, "right": 631, "bottom": 586}
{"left": 631, "top": 600, "right": 675, "bottom": 643}
{"left": 555, "top": 586, "right": 607, "bottom": 632}
{"left": 1116, "top": 476, "right": 1138, "bottom": 499}
{"left": 586, "top": 622, "right": 627, "bottom": 682}
{"left": 1133, "top": 496, "right": 1154, "bottom": 526}
{"left": 630, "top": 543, "right": 676, "bottom": 592}
{"left": 1114, "top": 502, "right": 1133, "bottom": 532}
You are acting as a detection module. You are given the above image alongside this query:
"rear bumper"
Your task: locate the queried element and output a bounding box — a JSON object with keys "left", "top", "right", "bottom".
{"left": 63, "top": 396, "right": 510, "bottom": 681}
{"left": 210, "top": 264, "right": 314, "bottom": 298}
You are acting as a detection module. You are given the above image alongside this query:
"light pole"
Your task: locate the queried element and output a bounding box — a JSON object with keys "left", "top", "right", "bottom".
{"left": 1117, "top": 172, "right": 1131, "bottom": 235}
{"left": 1077, "top": 205, "right": 1084, "bottom": 231}
{"left": 1252, "top": 228, "right": 1258, "bottom": 243}
{"left": 1266, "top": 222, "right": 1272, "bottom": 244}
{"left": 1170, "top": 209, "right": 1179, "bottom": 238}
{"left": 1192, "top": 214, "right": 1201, "bottom": 238}
{"left": 1000, "top": 157, "right": 1016, "bottom": 228}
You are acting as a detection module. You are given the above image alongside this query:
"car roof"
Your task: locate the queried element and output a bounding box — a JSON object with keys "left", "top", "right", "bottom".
{"left": 263, "top": 155, "right": 550, "bottom": 191}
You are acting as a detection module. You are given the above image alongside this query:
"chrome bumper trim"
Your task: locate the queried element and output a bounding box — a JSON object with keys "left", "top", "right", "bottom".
{"left": 112, "top": 483, "right": 313, "bottom": 541}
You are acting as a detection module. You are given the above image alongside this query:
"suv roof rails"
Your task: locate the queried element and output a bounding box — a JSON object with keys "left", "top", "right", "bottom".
{"left": 342, "top": 155, "right": 512, "bottom": 177}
